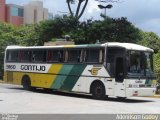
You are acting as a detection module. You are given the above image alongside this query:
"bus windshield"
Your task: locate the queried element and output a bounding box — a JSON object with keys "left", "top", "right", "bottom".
{"left": 127, "top": 51, "right": 154, "bottom": 77}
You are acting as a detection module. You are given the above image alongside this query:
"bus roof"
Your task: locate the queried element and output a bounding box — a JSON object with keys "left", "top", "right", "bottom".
{"left": 106, "top": 42, "right": 154, "bottom": 52}
{"left": 6, "top": 42, "right": 153, "bottom": 52}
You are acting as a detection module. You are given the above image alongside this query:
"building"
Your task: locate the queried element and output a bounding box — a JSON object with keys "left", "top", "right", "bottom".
{"left": 0, "top": 0, "right": 6, "bottom": 22}
{"left": 6, "top": 4, "right": 23, "bottom": 26}
{"left": 24, "top": 1, "right": 52, "bottom": 24}
{"left": 0, "top": 0, "right": 53, "bottom": 26}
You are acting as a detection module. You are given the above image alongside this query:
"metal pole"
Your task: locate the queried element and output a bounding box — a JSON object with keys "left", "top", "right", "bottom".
{"left": 105, "top": 8, "right": 106, "bottom": 17}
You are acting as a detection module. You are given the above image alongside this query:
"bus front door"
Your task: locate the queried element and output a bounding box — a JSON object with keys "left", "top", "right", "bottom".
{"left": 114, "top": 57, "right": 126, "bottom": 97}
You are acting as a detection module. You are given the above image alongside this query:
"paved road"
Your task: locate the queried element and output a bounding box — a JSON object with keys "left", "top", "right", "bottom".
{"left": 0, "top": 83, "right": 160, "bottom": 114}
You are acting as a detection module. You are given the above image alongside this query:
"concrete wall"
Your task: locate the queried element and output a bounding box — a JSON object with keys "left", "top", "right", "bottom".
{"left": 24, "top": 4, "right": 35, "bottom": 24}
{"left": 24, "top": 1, "right": 49, "bottom": 24}
{"left": 43, "top": 8, "right": 48, "bottom": 20}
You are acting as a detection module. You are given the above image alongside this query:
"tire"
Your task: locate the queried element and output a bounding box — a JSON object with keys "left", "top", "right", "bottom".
{"left": 91, "top": 82, "right": 106, "bottom": 100}
{"left": 117, "top": 97, "right": 126, "bottom": 101}
{"left": 22, "top": 76, "right": 31, "bottom": 90}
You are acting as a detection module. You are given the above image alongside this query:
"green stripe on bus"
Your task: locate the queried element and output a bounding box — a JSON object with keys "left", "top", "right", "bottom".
{"left": 60, "top": 64, "right": 86, "bottom": 91}
{"left": 51, "top": 65, "right": 74, "bottom": 89}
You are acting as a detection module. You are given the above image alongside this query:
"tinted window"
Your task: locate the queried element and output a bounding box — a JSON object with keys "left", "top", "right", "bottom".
{"left": 6, "top": 50, "right": 19, "bottom": 62}
{"left": 20, "top": 50, "right": 32, "bottom": 62}
{"left": 33, "top": 50, "right": 46, "bottom": 62}
{"left": 68, "top": 49, "right": 82, "bottom": 63}
{"left": 47, "top": 50, "right": 64, "bottom": 62}
{"left": 85, "top": 49, "right": 101, "bottom": 63}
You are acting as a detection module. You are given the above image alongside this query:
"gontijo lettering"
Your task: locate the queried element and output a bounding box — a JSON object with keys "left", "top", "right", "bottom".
{"left": 21, "top": 65, "right": 45, "bottom": 71}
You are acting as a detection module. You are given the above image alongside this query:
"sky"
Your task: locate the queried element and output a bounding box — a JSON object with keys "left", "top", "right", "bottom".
{"left": 6, "top": 0, "right": 160, "bottom": 36}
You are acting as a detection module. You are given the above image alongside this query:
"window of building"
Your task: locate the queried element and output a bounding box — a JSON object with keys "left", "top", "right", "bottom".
{"left": 11, "top": 7, "right": 18, "bottom": 16}
{"left": 11, "top": 7, "right": 23, "bottom": 17}
{"left": 48, "top": 13, "right": 53, "bottom": 20}
{"left": 18, "top": 8, "right": 23, "bottom": 17}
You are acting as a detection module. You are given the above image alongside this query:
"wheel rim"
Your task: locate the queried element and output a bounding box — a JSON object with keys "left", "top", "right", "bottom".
{"left": 94, "top": 85, "right": 103, "bottom": 97}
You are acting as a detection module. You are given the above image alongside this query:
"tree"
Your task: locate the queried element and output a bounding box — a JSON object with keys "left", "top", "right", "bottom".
{"left": 72, "top": 17, "right": 141, "bottom": 44}
{"left": 154, "top": 52, "right": 160, "bottom": 85}
{"left": 138, "top": 31, "right": 160, "bottom": 53}
{"left": 66, "top": 0, "right": 120, "bottom": 20}
{"left": 33, "top": 16, "right": 78, "bottom": 45}
{"left": 66, "top": 0, "right": 88, "bottom": 19}
{"left": 0, "top": 23, "right": 20, "bottom": 79}
{"left": 11, "top": 25, "right": 38, "bottom": 46}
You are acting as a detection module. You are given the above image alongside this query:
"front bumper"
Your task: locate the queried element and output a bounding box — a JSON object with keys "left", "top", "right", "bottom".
{"left": 126, "top": 87, "right": 156, "bottom": 97}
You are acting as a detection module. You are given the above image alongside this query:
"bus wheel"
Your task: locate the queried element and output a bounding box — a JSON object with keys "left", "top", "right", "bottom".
{"left": 117, "top": 97, "right": 126, "bottom": 101}
{"left": 22, "top": 75, "right": 31, "bottom": 90}
{"left": 91, "top": 82, "right": 106, "bottom": 100}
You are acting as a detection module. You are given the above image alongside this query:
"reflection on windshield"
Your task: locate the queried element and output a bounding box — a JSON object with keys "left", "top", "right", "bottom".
{"left": 127, "top": 51, "right": 153, "bottom": 76}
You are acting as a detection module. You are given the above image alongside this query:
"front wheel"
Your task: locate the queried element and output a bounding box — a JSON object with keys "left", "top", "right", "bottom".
{"left": 91, "top": 82, "right": 106, "bottom": 100}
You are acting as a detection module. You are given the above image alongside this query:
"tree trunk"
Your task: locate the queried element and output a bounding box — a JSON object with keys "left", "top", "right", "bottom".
{"left": 67, "top": 0, "right": 74, "bottom": 16}
{"left": 78, "top": 0, "right": 88, "bottom": 19}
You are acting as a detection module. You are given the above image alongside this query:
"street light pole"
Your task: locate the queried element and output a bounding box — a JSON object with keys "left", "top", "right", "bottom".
{"left": 98, "top": 4, "right": 113, "bottom": 17}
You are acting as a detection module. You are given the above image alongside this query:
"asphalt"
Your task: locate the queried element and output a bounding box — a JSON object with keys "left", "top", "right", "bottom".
{"left": 0, "top": 83, "right": 160, "bottom": 114}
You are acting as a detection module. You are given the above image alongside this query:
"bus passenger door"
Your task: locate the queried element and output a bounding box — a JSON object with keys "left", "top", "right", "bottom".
{"left": 114, "top": 57, "right": 126, "bottom": 97}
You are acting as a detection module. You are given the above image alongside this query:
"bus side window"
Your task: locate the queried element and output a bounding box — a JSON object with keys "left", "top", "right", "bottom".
{"left": 47, "top": 50, "right": 52, "bottom": 61}
{"left": 67, "top": 49, "right": 82, "bottom": 63}
{"left": 6, "top": 50, "right": 19, "bottom": 62}
{"left": 99, "top": 49, "right": 104, "bottom": 63}
{"left": 21, "top": 50, "right": 32, "bottom": 62}
{"left": 47, "top": 50, "right": 64, "bottom": 62}
{"left": 84, "top": 49, "right": 100, "bottom": 63}
{"left": 6, "top": 50, "right": 10, "bottom": 62}
{"left": 33, "top": 50, "right": 46, "bottom": 62}
{"left": 58, "top": 50, "right": 64, "bottom": 62}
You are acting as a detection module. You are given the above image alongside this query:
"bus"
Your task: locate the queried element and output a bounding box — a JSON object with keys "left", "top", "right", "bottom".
{"left": 3, "top": 42, "right": 156, "bottom": 99}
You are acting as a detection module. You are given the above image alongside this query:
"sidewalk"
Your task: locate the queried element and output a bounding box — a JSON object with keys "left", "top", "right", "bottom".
{"left": 143, "top": 94, "right": 160, "bottom": 98}
{"left": 0, "top": 80, "right": 4, "bottom": 83}
{"left": 153, "top": 95, "right": 160, "bottom": 98}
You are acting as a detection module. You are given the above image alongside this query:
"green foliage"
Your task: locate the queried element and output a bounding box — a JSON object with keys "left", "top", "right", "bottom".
{"left": 0, "top": 23, "right": 18, "bottom": 78}
{"left": 138, "top": 31, "right": 160, "bottom": 53}
{"left": 154, "top": 52, "right": 160, "bottom": 83}
{"left": 72, "top": 17, "right": 142, "bottom": 44}
{"left": 33, "top": 16, "right": 78, "bottom": 45}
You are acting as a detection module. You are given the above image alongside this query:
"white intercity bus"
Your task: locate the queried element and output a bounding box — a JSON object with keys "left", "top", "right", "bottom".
{"left": 3, "top": 42, "right": 156, "bottom": 99}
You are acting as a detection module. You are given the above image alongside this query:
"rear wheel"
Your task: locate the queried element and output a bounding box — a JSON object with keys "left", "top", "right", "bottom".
{"left": 22, "top": 75, "right": 31, "bottom": 90}
{"left": 91, "top": 82, "right": 106, "bottom": 100}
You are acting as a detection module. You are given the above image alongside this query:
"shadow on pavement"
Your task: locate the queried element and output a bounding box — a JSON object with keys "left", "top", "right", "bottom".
{"left": 8, "top": 87, "right": 154, "bottom": 103}
{"left": 32, "top": 88, "right": 154, "bottom": 103}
